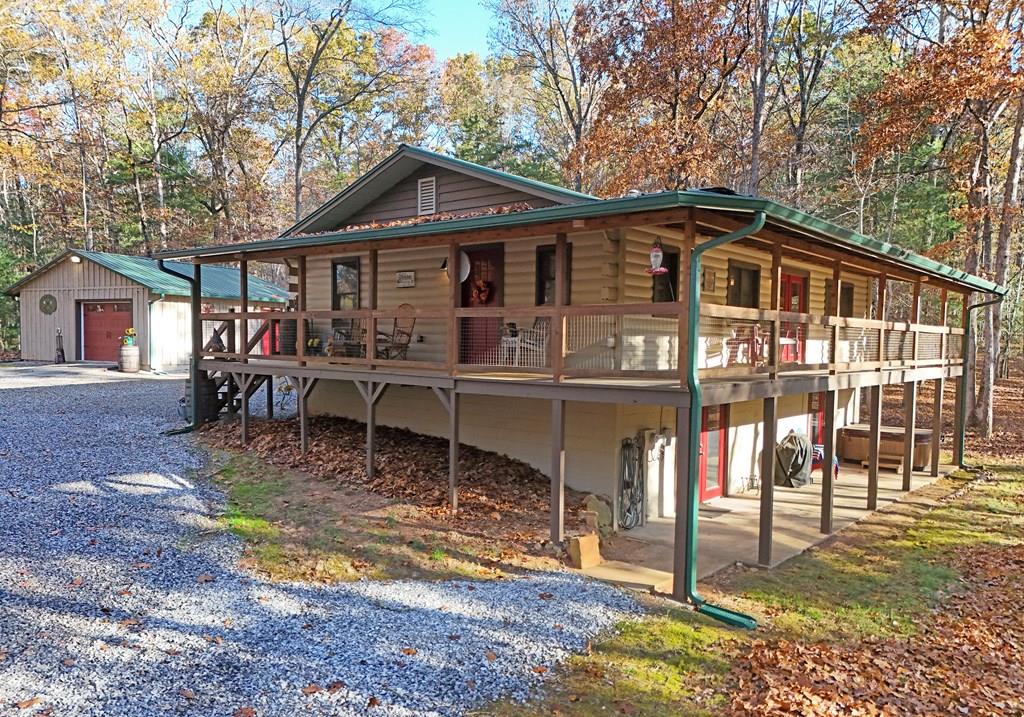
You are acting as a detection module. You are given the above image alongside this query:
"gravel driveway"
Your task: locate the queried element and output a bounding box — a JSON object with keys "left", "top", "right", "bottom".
{"left": 0, "top": 365, "right": 637, "bottom": 716}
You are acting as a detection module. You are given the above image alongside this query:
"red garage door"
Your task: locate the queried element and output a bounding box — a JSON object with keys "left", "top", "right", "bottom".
{"left": 82, "top": 301, "right": 132, "bottom": 362}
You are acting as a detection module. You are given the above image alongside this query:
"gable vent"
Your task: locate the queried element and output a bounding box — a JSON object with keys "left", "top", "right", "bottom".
{"left": 417, "top": 176, "right": 437, "bottom": 215}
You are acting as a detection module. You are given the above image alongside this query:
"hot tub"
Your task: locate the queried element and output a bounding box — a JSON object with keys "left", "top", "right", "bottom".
{"left": 839, "top": 423, "right": 933, "bottom": 470}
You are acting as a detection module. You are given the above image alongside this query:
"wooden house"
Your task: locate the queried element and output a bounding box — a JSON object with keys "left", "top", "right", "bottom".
{"left": 155, "top": 144, "right": 1004, "bottom": 622}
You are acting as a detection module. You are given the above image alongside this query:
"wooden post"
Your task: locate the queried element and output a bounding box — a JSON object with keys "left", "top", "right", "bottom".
{"left": 877, "top": 273, "right": 888, "bottom": 367}
{"left": 952, "top": 293, "right": 968, "bottom": 465}
{"left": 447, "top": 243, "right": 459, "bottom": 373}
{"left": 678, "top": 210, "right": 695, "bottom": 384}
{"left": 769, "top": 244, "right": 782, "bottom": 376}
{"left": 552, "top": 233, "right": 567, "bottom": 381}
{"left": 366, "top": 250, "right": 378, "bottom": 366}
{"left": 550, "top": 399, "right": 566, "bottom": 543}
{"left": 671, "top": 405, "right": 692, "bottom": 603}
{"left": 297, "top": 255, "right": 307, "bottom": 366}
{"left": 867, "top": 384, "right": 882, "bottom": 510}
{"left": 828, "top": 263, "right": 841, "bottom": 374}
{"left": 298, "top": 377, "right": 309, "bottom": 454}
{"left": 758, "top": 396, "right": 777, "bottom": 566}
{"left": 930, "top": 377, "right": 943, "bottom": 476}
{"left": 930, "top": 288, "right": 948, "bottom": 477}
{"left": 266, "top": 375, "right": 274, "bottom": 419}
{"left": 239, "top": 259, "right": 248, "bottom": 364}
{"left": 356, "top": 380, "right": 388, "bottom": 480}
{"left": 910, "top": 279, "right": 921, "bottom": 362}
{"left": 449, "top": 390, "right": 460, "bottom": 512}
{"left": 238, "top": 374, "right": 253, "bottom": 446}
{"left": 820, "top": 389, "right": 837, "bottom": 533}
{"left": 902, "top": 381, "right": 917, "bottom": 491}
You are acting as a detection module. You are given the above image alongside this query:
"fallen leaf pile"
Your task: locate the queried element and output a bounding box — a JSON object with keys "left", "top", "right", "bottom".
{"left": 729, "top": 543, "right": 1024, "bottom": 715}
{"left": 201, "top": 416, "right": 586, "bottom": 538}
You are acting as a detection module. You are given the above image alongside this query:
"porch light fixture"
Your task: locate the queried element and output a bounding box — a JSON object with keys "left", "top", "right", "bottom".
{"left": 645, "top": 241, "right": 668, "bottom": 275}
{"left": 70, "top": 255, "right": 82, "bottom": 264}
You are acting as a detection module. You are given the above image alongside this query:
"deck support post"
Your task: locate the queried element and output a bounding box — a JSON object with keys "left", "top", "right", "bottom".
{"left": 867, "top": 385, "right": 882, "bottom": 510}
{"left": 550, "top": 399, "right": 566, "bottom": 543}
{"left": 235, "top": 373, "right": 255, "bottom": 446}
{"left": 671, "top": 405, "right": 693, "bottom": 603}
{"left": 902, "top": 380, "right": 917, "bottom": 491}
{"left": 266, "top": 375, "right": 274, "bottom": 419}
{"left": 930, "top": 377, "right": 944, "bottom": 476}
{"left": 429, "top": 387, "right": 460, "bottom": 512}
{"left": 297, "top": 376, "right": 318, "bottom": 454}
{"left": 355, "top": 380, "right": 388, "bottom": 480}
{"left": 758, "top": 396, "right": 777, "bottom": 566}
{"left": 239, "top": 259, "right": 248, "bottom": 364}
{"left": 820, "top": 389, "right": 837, "bottom": 533}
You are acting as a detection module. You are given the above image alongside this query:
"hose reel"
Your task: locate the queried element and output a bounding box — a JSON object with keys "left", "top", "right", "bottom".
{"left": 617, "top": 432, "right": 646, "bottom": 530}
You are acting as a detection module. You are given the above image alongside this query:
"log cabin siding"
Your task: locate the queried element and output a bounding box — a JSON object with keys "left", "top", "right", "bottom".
{"left": 343, "top": 166, "right": 557, "bottom": 227}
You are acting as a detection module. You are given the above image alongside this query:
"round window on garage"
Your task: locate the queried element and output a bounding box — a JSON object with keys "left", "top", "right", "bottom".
{"left": 39, "top": 294, "right": 57, "bottom": 315}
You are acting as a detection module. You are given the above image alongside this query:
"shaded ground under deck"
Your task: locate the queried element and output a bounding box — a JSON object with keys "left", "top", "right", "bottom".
{"left": 586, "top": 462, "right": 952, "bottom": 592}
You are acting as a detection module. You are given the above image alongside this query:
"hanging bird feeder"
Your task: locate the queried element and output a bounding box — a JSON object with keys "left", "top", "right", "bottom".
{"left": 645, "top": 242, "right": 669, "bottom": 275}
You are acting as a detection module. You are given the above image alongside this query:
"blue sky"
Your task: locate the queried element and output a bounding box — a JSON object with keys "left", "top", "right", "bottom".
{"left": 416, "top": 0, "right": 494, "bottom": 60}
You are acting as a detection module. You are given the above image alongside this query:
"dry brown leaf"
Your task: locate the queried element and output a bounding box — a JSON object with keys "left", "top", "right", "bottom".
{"left": 14, "top": 697, "right": 41, "bottom": 710}
{"left": 301, "top": 684, "right": 321, "bottom": 695}
{"left": 196, "top": 574, "right": 215, "bottom": 584}
{"left": 179, "top": 689, "right": 195, "bottom": 700}
{"left": 61, "top": 658, "right": 75, "bottom": 667}
{"left": 400, "top": 647, "right": 417, "bottom": 656}
{"left": 367, "top": 696, "right": 381, "bottom": 708}
{"left": 326, "top": 681, "right": 345, "bottom": 693}
{"left": 485, "top": 650, "right": 497, "bottom": 662}
{"left": 232, "top": 708, "right": 256, "bottom": 717}
{"left": 532, "top": 665, "right": 548, "bottom": 674}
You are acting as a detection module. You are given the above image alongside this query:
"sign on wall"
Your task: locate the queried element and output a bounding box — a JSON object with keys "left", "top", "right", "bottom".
{"left": 395, "top": 271, "right": 416, "bottom": 288}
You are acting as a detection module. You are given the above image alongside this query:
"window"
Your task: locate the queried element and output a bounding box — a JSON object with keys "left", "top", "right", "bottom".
{"left": 652, "top": 247, "right": 680, "bottom": 303}
{"left": 727, "top": 261, "right": 760, "bottom": 308}
{"left": 417, "top": 176, "right": 437, "bottom": 215}
{"left": 535, "top": 244, "right": 572, "bottom": 305}
{"left": 331, "top": 258, "right": 360, "bottom": 310}
{"left": 826, "top": 281, "right": 856, "bottom": 317}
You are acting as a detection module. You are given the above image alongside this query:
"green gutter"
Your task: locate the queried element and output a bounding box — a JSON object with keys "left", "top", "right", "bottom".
{"left": 955, "top": 294, "right": 1004, "bottom": 467}
{"left": 679, "top": 211, "right": 765, "bottom": 630}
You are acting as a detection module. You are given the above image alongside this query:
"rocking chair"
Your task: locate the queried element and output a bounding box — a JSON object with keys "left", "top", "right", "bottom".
{"left": 377, "top": 303, "right": 416, "bottom": 360}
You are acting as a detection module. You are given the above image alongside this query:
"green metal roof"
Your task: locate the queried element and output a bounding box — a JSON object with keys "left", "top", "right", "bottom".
{"left": 5, "top": 250, "right": 288, "bottom": 302}
{"left": 156, "top": 190, "right": 1005, "bottom": 297}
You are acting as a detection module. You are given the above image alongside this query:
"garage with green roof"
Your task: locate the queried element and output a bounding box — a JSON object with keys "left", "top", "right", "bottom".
{"left": 5, "top": 250, "right": 287, "bottom": 370}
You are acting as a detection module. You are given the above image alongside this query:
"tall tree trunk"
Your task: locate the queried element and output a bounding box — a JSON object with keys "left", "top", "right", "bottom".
{"left": 973, "top": 123, "right": 996, "bottom": 434}
{"left": 146, "top": 54, "right": 169, "bottom": 250}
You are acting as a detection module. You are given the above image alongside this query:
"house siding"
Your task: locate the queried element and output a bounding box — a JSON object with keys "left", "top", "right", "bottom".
{"left": 17, "top": 256, "right": 151, "bottom": 366}
{"left": 344, "top": 166, "right": 558, "bottom": 226}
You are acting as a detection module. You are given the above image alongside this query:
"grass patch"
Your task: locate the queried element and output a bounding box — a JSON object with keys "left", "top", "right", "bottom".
{"left": 482, "top": 465, "right": 1024, "bottom": 716}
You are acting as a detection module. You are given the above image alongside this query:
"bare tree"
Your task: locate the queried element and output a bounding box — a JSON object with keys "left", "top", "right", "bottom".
{"left": 488, "top": 0, "right": 605, "bottom": 193}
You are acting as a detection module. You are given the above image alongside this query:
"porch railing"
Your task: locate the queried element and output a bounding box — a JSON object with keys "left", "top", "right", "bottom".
{"left": 198, "top": 302, "right": 964, "bottom": 382}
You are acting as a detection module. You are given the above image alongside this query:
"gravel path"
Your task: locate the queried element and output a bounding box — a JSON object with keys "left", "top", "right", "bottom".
{"left": 0, "top": 365, "right": 638, "bottom": 716}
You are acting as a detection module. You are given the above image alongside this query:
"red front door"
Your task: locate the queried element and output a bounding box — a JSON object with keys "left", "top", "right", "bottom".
{"left": 460, "top": 246, "right": 504, "bottom": 364}
{"left": 82, "top": 301, "right": 132, "bottom": 361}
{"left": 780, "top": 273, "right": 807, "bottom": 363}
{"left": 699, "top": 405, "right": 728, "bottom": 501}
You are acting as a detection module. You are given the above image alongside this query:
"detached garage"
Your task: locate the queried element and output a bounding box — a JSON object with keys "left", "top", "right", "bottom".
{"left": 5, "top": 250, "right": 287, "bottom": 370}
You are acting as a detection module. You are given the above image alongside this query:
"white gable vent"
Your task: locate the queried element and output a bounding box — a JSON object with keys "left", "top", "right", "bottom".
{"left": 417, "top": 176, "right": 437, "bottom": 215}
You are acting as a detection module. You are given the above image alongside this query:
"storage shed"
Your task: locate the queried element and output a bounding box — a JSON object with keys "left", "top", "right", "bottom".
{"left": 4, "top": 250, "right": 288, "bottom": 370}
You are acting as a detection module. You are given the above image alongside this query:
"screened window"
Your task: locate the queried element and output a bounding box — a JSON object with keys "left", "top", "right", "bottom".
{"left": 535, "top": 244, "right": 572, "bottom": 305}
{"left": 826, "top": 281, "right": 856, "bottom": 317}
{"left": 331, "top": 258, "right": 360, "bottom": 310}
{"left": 727, "top": 261, "right": 760, "bottom": 308}
{"left": 652, "top": 248, "right": 680, "bottom": 303}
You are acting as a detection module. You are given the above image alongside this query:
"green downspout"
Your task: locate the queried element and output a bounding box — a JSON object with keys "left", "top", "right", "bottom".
{"left": 157, "top": 259, "right": 202, "bottom": 436}
{"left": 955, "top": 294, "right": 1004, "bottom": 468}
{"left": 683, "top": 210, "right": 765, "bottom": 630}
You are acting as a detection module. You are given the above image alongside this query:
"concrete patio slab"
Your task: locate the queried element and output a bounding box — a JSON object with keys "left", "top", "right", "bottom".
{"left": 589, "top": 462, "right": 952, "bottom": 586}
